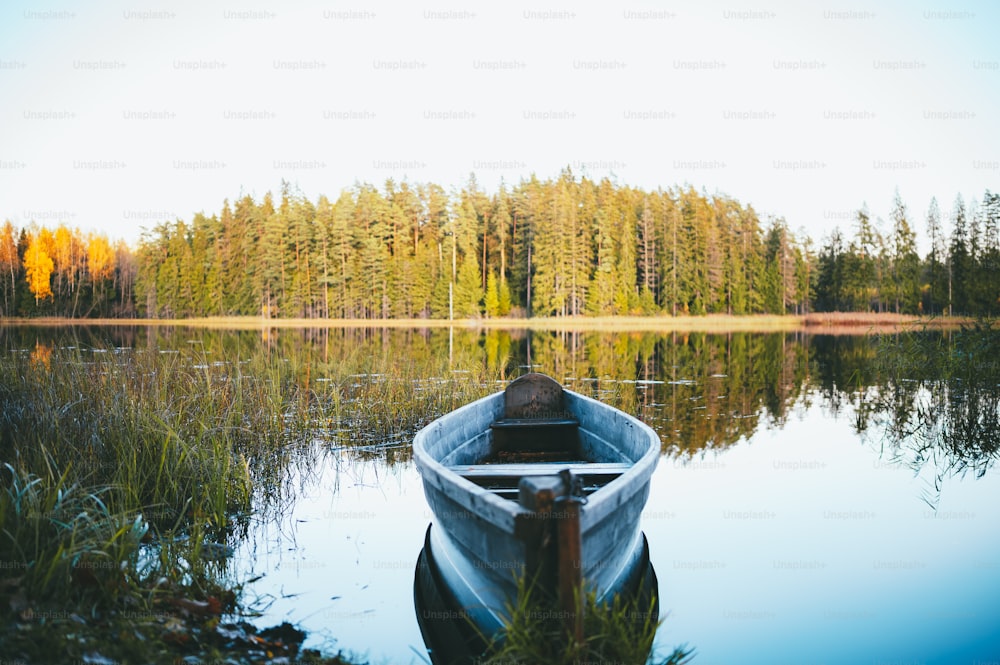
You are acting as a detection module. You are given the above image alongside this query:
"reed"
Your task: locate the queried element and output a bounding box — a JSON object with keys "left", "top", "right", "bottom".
{"left": 0, "top": 331, "right": 501, "bottom": 523}
{"left": 0, "top": 463, "right": 147, "bottom": 601}
{"left": 0, "top": 336, "right": 391, "bottom": 662}
{"left": 865, "top": 319, "right": 1000, "bottom": 505}
{"left": 482, "top": 573, "right": 694, "bottom": 665}
{"left": 0, "top": 344, "right": 260, "bottom": 529}
{"left": 0, "top": 328, "right": 509, "bottom": 660}
{"left": 312, "top": 350, "right": 500, "bottom": 455}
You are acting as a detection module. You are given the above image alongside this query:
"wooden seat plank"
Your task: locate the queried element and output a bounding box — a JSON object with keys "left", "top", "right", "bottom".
{"left": 490, "top": 418, "right": 578, "bottom": 429}
{"left": 449, "top": 462, "right": 630, "bottom": 479}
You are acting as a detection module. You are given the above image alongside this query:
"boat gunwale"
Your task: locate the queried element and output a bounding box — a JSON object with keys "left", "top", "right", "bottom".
{"left": 413, "top": 391, "right": 522, "bottom": 535}
{"left": 561, "top": 388, "right": 659, "bottom": 531}
{"left": 412, "top": 385, "right": 660, "bottom": 536}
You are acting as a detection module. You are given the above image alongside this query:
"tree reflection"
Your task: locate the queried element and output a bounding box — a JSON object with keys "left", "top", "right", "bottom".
{"left": 528, "top": 329, "right": 817, "bottom": 456}
{"left": 6, "top": 322, "right": 995, "bottom": 499}
{"left": 856, "top": 322, "right": 1000, "bottom": 505}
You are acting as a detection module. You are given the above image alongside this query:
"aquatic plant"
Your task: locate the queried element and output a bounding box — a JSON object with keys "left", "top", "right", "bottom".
{"left": 863, "top": 319, "right": 1000, "bottom": 505}
{"left": 482, "top": 573, "right": 694, "bottom": 665}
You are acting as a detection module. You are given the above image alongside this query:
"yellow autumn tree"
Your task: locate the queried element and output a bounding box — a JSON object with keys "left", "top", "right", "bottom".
{"left": 53, "top": 225, "right": 82, "bottom": 296}
{"left": 87, "top": 233, "right": 114, "bottom": 282}
{"left": 23, "top": 230, "right": 55, "bottom": 303}
{"left": 38, "top": 226, "right": 56, "bottom": 258}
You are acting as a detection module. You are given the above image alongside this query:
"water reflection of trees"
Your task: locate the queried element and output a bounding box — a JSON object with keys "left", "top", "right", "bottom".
{"left": 526, "top": 329, "right": 817, "bottom": 456}
{"left": 853, "top": 324, "right": 1000, "bottom": 504}
{"left": 6, "top": 324, "right": 996, "bottom": 489}
{"left": 0, "top": 325, "right": 843, "bottom": 460}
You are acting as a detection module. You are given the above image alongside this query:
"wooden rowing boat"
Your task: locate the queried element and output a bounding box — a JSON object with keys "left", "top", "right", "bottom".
{"left": 412, "top": 373, "right": 660, "bottom": 663}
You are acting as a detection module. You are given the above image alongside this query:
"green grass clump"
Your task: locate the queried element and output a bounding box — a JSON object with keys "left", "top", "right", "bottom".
{"left": 0, "top": 461, "right": 364, "bottom": 664}
{"left": 0, "top": 463, "right": 147, "bottom": 601}
{"left": 0, "top": 327, "right": 506, "bottom": 662}
{"left": 482, "top": 574, "right": 694, "bottom": 665}
{"left": 0, "top": 343, "right": 274, "bottom": 528}
{"left": 0, "top": 335, "right": 377, "bottom": 663}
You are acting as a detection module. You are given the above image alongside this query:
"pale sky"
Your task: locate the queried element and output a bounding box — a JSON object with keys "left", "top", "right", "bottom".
{"left": 1, "top": 0, "right": 997, "bottom": 249}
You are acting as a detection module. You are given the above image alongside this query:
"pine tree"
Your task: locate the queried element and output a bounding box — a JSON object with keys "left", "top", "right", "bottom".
{"left": 888, "top": 190, "right": 920, "bottom": 313}
{"left": 733, "top": 203, "right": 762, "bottom": 314}
{"left": 530, "top": 171, "right": 582, "bottom": 316}
{"left": 256, "top": 192, "right": 283, "bottom": 317}
{"left": 949, "top": 195, "right": 971, "bottom": 314}
{"left": 761, "top": 221, "right": 787, "bottom": 313}
{"left": 493, "top": 187, "right": 513, "bottom": 293}
{"left": 814, "top": 228, "right": 845, "bottom": 311}
{"left": 637, "top": 197, "right": 659, "bottom": 313}
{"left": 796, "top": 234, "right": 815, "bottom": 314}
{"left": 18, "top": 176, "right": 1000, "bottom": 320}
{"left": 587, "top": 207, "right": 617, "bottom": 315}
{"left": 660, "top": 187, "right": 682, "bottom": 315}
{"left": 980, "top": 190, "right": 1000, "bottom": 313}
{"left": 614, "top": 188, "right": 637, "bottom": 314}
{"left": 134, "top": 222, "right": 163, "bottom": 316}
{"left": 484, "top": 270, "right": 500, "bottom": 317}
{"left": 113, "top": 239, "right": 137, "bottom": 317}
{"left": 845, "top": 206, "right": 879, "bottom": 311}
{"left": 510, "top": 176, "right": 541, "bottom": 314}
{"left": 222, "top": 196, "right": 258, "bottom": 315}
{"left": 924, "top": 197, "right": 947, "bottom": 314}
{"left": 430, "top": 273, "right": 450, "bottom": 319}
{"left": 388, "top": 181, "right": 432, "bottom": 318}
{"left": 327, "top": 191, "right": 357, "bottom": 317}
{"left": 455, "top": 257, "right": 483, "bottom": 316}
{"left": 452, "top": 193, "right": 483, "bottom": 317}
{"left": 281, "top": 189, "right": 317, "bottom": 317}
{"left": 679, "top": 188, "right": 712, "bottom": 314}
{"left": 497, "top": 275, "right": 512, "bottom": 316}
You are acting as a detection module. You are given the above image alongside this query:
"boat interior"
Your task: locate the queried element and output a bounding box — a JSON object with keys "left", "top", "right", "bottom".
{"left": 445, "top": 374, "right": 632, "bottom": 501}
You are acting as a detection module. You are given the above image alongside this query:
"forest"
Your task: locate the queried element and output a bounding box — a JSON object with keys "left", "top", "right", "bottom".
{"left": 2, "top": 170, "right": 998, "bottom": 319}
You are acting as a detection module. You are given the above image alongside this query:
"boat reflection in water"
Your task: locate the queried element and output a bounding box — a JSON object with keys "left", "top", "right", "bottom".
{"left": 411, "top": 373, "right": 660, "bottom": 664}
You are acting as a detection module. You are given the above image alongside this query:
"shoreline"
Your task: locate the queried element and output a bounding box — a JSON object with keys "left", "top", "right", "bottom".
{"left": 0, "top": 312, "right": 974, "bottom": 333}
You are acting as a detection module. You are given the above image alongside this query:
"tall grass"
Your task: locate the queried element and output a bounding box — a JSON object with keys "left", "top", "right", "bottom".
{"left": 0, "top": 330, "right": 502, "bottom": 598}
{"left": 0, "top": 326, "right": 528, "bottom": 663}
{"left": 0, "top": 463, "right": 147, "bottom": 601}
{"left": 0, "top": 340, "right": 288, "bottom": 658}
{"left": 0, "top": 329, "right": 504, "bottom": 662}
{"left": 0, "top": 329, "right": 503, "bottom": 505}
{"left": 482, "top": 573, "right": 694, "bottom": 665}
{"left": 313, "top": 347, "right": 501, "bottom": 457}
{"left": 0, "top": 344, "right": 263, "bottom": 529}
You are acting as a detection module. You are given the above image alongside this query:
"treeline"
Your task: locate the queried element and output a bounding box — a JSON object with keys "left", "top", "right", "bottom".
{"left": 3, "top": 171, "right": 998, "bottom": 319}
{"left": 0, "top": 221, "right": 136, "bottom": 318}
{"left": 815, "top": 190, "right": 1000, "bottom": 315}
{"left": 130, "top": 173, "right": 812, "bottom": 319}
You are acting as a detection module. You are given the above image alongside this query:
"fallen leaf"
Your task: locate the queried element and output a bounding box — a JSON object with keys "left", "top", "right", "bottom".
{"left": 169, "top": 597, "right": 222, "bottom": 616}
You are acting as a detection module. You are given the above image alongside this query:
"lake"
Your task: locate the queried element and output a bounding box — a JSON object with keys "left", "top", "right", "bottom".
{"left": 4, "top": 324, "right": 999, "bottom": 664}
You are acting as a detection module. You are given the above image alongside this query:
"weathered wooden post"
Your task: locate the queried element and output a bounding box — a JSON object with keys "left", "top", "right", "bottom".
{"left": 556, "top": 470, "right": 584, "bottom": 645}
{"left": 517, "top": 475, "right": 561, "bottom": 593}
{"left": 516, "top": 470, "right": 584, "bottom": 645}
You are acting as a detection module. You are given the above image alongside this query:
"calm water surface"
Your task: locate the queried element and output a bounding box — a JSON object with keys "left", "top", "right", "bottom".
{"left": 239, "top": 405, "right": 1000, "bottom": 664}
{"left": 8, "top": 326, "right": 1000, "bottom": 664}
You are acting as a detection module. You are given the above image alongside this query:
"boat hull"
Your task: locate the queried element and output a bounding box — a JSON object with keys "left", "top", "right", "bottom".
{"left": 414, "top": 524, "right": 659, "bottom": 665}
{"left": 411, "top": 376, "right": 661, "bottom": 663}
